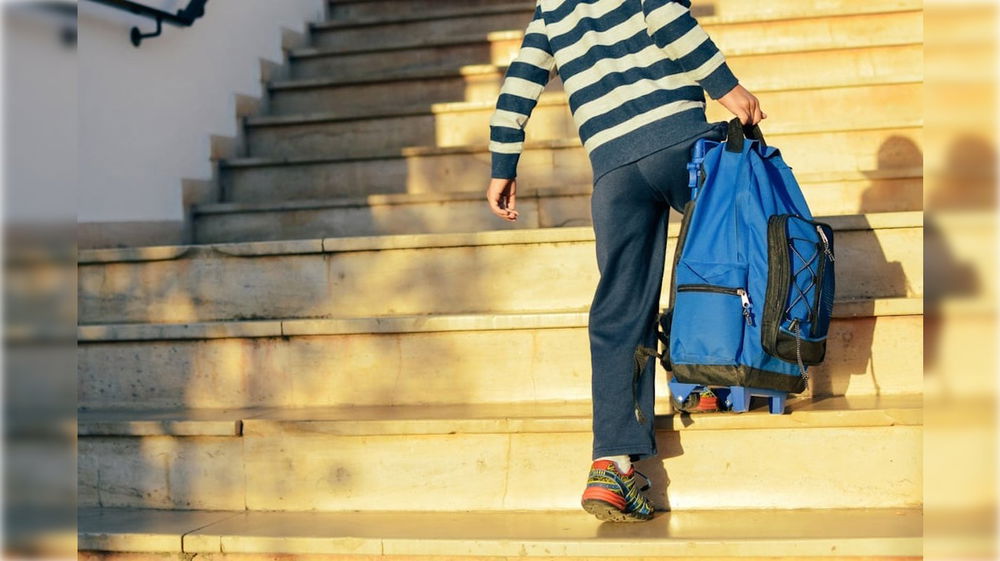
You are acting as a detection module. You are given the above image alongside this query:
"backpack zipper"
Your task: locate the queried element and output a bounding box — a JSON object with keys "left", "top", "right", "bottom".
{"left": 676, "top": 284, "right": 753, "bottom": 325}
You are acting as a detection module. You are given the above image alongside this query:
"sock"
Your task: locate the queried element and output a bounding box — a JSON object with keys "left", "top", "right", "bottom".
{"left": 595, "top": 454, "right": 632, "bottom": 474}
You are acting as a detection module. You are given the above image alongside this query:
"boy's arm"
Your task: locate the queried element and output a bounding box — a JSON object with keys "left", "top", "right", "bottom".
{"left": 640, "top": 0, "right": 740, "bottom": 100}
{"left": 488, "top": 1, "right": 556, "bottom": 180}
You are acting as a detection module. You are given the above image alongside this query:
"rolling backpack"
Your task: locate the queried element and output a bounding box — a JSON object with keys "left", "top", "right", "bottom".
{"left": 631, "top": 118, "right": 836, "bottom": 421}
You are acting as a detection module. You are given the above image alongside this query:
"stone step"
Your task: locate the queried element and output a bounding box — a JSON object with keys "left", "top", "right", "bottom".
{"left": 328, "top": 0, "right": 518, "bottom": 20}
{"left": 247, "top": 81, "right": 922, "bottom": 159}
{"left": 221, "top": 125, "right": 923, "bottom": 202}
{"left": 271, "top": 10, "right": 921, "bottom": 115}
{"left": 288, "top": 26, "right": 920, "bottom": 83}
{"left": 80, "top": 212, "right": 923, "bottom": 324}
{"left": 326, "top": 0, "right": 921, "bottom": 22}
{"left": 193, "top": 169, "right": 922, "bottom": 243}
{"left": 289, "top": 37, "right": 923, "bottom": 92}
{"left": 78, "top": 395, "right": 922, "bottom": 512}
{"left": 310, "top": 3, "right": 535, "bottom": 51}
{"left": 77, "top": 298, "right": 923, "bottom": 410}
{"left": 307, "top": 4, "right": 920, "bottom": 55}
{"left": 78, "top": 505, "right": 922, "bottom": 557}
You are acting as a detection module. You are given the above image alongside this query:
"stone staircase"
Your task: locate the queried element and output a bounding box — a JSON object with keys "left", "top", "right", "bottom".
{"left": 77, "top": 0, "right": 925, "bottom": 558}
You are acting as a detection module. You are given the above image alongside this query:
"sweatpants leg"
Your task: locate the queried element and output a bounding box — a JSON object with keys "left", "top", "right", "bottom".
{"left": 587, "top": 122, "right": 729, "bottom": 462}
{"left": 588, "top": 160, "right": 669, "bottom": 462}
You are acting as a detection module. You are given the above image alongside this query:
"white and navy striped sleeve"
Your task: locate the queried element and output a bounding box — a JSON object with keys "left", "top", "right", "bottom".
{"left": 488, "top": 0, "right": 557, "bottom": 179}
{"left": 639, "top": 0, "right": 739, "bottom": 100}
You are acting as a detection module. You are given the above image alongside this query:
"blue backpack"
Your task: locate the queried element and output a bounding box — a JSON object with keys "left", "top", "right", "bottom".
{"left": 633, "top": 118, "right": 835, "bottom": 420}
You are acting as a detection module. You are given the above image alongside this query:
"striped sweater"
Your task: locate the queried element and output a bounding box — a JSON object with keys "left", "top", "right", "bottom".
{"left": 488, "top": 0, "right": 740, "bottom": 183}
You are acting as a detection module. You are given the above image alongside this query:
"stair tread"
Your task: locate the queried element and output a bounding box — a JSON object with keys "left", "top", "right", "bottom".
{"left": 193, "top": 170, "right": 923, "bottom": 215}
{"left": 77, "top": 297, "right": 923, "bottom": 342}
{"left": 78, "top": 506, "right": 922, "bottom": 555}
{"left": 310, "top": 1, "right": 920, "bottom": 34}
{"left": 313, "top": 2, "right": 534, "bottom": 31}
{"left": 78, "top": 394, "right": 922, "bottom": 437}
{"left": 80, "top": 211, "right": 924, "bottom": 263}
{"left": 218, "top": 120, "right": 924, "bottom": 168}
{"left": 251, "top": 79, "right": 923, "bottom": 125}
{"left": 295, "top": 20, "right": 920, "bottom": 59}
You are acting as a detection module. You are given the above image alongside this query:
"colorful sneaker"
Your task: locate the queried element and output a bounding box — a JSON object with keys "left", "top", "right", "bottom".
{"left": 580, "top": 459, "right": 655, "bottom": 522}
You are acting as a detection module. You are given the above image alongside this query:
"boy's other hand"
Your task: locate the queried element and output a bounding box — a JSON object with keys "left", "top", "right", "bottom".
{"left": 717, "top": 84, "right": 767, "bottom": 126}
{"left": 487, "top": 177, "right": 519, "bottom": 222}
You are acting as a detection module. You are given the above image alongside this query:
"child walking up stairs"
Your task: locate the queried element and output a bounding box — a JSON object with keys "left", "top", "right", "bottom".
{"left": 78, "top": 0, "right": 924, "bottom": 558}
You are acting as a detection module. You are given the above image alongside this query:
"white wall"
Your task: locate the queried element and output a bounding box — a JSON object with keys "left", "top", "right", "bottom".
{"left": 78, "top": 0, "right": 325, "bottom": 245}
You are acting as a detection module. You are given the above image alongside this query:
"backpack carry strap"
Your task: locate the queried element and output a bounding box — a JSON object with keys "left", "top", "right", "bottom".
{"left": 725, "top": 117, "right": 767, "bottom": 153}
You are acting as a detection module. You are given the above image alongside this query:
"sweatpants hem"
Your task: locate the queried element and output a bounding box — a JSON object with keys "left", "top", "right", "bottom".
{"left": 593, "top": 444, "right": 658, "bottom": 462}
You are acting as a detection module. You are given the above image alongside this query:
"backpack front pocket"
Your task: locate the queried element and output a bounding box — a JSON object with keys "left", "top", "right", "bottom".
{"left": 762, "top": 214, "right": 836, "bottom": 365}
{"left": 669, "top": 261, "right": 750, "bottom": 364}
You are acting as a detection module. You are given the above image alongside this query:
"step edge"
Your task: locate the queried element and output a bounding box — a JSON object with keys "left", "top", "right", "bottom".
{"left": 77, "top": 506, "right": 923, "bottom": 555}
{"left": 250, "top": 78, "right": 923, "bottom": 125}
{"left": 76, "top": 297, "right": 923, "bottom": 342}
{"left": 192, "top": 176, "right": 923, "bottom": 215}
{"left": 80, "top": 210, "right": 924, "bottom": 263}
{"left": 81, "top": 220, "right": 921, "bottom": 265}
{"left": 78, "top": 396, "right": 924, "bottom": 437}
{"left": 219, "top": 121, "right": 923, "bottom": 168}
{"left": 309, "top": 4, "right": 922, "bottom": 35}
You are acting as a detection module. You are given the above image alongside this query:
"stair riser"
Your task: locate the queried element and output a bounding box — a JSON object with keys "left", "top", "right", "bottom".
{"left": 289, "top": 40, "right": 918, "bottom": 89}
{"left": 194, "top": 177, "right": 922, "bottom": 243}
{"left": 78, "top": 313, "right": 923, "bottom": 410}
{"left": 80, "top": 227, "right": 922, "bottom": 324}
{"left": 289, "top": 37, "right": 523, "bottom": 80}
{"left": 78, "top": 424, "right": 920, "bottom": 511}
{"left": 328, "top": 0, "right": 510, "bottom": 19}
{"left": 223, "top": 127, "right": 923, "bottom": 202}
{"left": 308, "top": 10, "right": 920, "bottom": 57}
{"left": 268, "top": 71, "right": 507, "bottom": 116}
{"left": 312, "top": 11, "right": 533, "bottom": 51}
{"left": 274, "top": 11, "right": 920, "bottom": 115}
{"left": 328, "top": 0, "right": 921, "bottom": 20}
{"left": 250, "top": 83, "right": 921, "bottom": 159}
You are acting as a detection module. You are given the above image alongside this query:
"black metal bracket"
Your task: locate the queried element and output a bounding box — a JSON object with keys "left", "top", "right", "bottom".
{"left": 85, "top": 0, "right": 208, "bottom": 47}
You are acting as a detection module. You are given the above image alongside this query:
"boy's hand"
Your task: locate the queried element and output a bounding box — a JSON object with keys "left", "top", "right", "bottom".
{"left": 486, "top": 177, "right": 519, "bottom": 222}
{"left": 717, "top": 84, "right": 767, "bottom": 126}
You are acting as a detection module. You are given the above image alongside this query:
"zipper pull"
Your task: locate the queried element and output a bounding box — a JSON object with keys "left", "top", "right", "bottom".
{"left": 737, "top": 288, "right": 752, "bottom": 325}
{"left": 816, "top": 225, "right": 835, "bottom": 262}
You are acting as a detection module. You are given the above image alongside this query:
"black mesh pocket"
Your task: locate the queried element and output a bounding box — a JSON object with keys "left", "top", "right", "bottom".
{"left": 761, "top": 214, "right": 836, "bottom": 365}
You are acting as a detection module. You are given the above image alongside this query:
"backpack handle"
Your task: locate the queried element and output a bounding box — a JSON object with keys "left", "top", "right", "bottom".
{"left": 725, "top": 117, "right": 767, "bottom": 153}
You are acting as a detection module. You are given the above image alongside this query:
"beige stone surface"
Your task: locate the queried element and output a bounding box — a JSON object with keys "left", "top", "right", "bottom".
{"left": 78, "top": 436, "right": 245, "bottom": 510}
{"left": 79, "top": 395, "right": 921, "bottom": 438}
{"left": 82, "top": 423, "right": 920, "bottom": 511}
{"left": 220, "top": 127, "right": 922, "bottom": 202}
{"left": 248, "top": 82, "right": 920, "bottom": 159}
{"left": 77, "top": 507, "right": 921, "bottom": 556}
{"left": 78, "top": 308, "right": 922, "bottom": 410}
{"left": 326, "top": 0, "right": 919, "bottom": 21}
{"left": 77, "top": 507, "right": 238, "bottom": 552}
{"left": 78, "top": 407, "right": 256, "bottom": 436}
{"left": 80, "top": 217, "right": 922, "bottom": 324}
{"left": 296, "top": 10, "right": 922, "bottom": 95}
{"left": 311, "top": 9, "right": 532, "bottom": 51}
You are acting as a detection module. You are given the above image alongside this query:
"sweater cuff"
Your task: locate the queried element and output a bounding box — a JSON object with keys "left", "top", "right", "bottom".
{"left": 491, "top": 151, "right": 520, "bottom": 179}
{"left": 699, "top": 60, "right": 740, "bottom": 100}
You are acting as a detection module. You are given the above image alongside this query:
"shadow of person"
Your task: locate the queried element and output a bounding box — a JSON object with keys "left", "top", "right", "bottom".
{"left": 810, "top": 135, "right": 923, "bottom": 397}
{"left": 923, "top": 133, "right": 994, "bottom": 373}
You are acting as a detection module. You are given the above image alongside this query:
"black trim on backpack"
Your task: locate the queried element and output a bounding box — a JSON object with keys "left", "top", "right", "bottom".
{"left": 761, "top": 214, "right": 836, "bottom": 366}
{"left": 672, "top": 363, "right": 808, "bottom": 394}
{"left": 725, "top": 117, "right": 767, "bottom": 153}
{"left": 657, "top": 196, "right": 699, "bottom": 373}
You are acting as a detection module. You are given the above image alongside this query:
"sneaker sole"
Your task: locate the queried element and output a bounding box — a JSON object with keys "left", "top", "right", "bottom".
{"left": 581, "top": 498, "right": 654, "bottom": 522}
